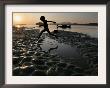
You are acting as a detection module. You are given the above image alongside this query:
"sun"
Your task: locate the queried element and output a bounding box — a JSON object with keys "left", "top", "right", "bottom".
{"left": 14, "top": 15, "right": 22, "bottom": 22}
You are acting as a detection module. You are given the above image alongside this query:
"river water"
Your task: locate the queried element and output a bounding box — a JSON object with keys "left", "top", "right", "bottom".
{"left": 25, "top": 25, "right": 98, "bottom": 38}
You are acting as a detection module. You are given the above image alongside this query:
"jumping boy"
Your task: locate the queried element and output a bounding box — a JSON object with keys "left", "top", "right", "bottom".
{"left": 37, "top": 16, "right": 57, "bottom": 40}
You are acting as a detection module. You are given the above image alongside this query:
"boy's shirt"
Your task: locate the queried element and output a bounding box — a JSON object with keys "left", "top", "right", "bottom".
{"left": 43, "top": 20, "right": 48, "bottom": 29}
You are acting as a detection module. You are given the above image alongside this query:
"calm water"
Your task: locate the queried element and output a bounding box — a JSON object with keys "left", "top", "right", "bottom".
{"left": 49, "top": 25, "right": 98, "bottom": 38}
{"left": 25, "top": 25, "right": 98, "bottom": 38}
{"left": 40, "top": 37, "right": 80, "bottom": 58}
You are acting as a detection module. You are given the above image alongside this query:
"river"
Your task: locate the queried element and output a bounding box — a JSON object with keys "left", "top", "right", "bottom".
{"left": 24, "top": 25, "right": 98, "bottom": 38}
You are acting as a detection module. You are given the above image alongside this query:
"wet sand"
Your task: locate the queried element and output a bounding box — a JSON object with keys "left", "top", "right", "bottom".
{"left": 13, "top": 29, "right": 98, "bottom": 76}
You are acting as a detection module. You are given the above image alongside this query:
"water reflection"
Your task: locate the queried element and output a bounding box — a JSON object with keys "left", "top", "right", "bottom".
{"left": 40, "top": 37, "right": 80, "bottom": 58}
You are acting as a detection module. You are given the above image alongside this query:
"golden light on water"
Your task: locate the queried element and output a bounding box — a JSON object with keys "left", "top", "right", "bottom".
{"left": 17, "top": 25, "right": 20, "bottom": 28}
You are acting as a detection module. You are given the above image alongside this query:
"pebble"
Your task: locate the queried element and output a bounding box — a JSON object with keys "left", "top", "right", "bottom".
{"left": 31, "top": 59, "right": 45, "bottom": 65}
{"left": 31, "top": 70, "right": 46, "bottom": 76}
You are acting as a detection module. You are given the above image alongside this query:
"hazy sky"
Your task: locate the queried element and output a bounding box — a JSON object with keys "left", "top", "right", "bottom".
{"left": 13, "top": 12, "right": 98, "bottom": 25}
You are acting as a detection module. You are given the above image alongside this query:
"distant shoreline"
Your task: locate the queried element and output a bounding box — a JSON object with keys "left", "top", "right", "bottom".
{"left": 13, "top": 23, "right": 98, "bottom": 27}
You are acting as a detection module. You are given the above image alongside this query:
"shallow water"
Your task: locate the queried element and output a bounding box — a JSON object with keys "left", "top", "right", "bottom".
{"left": 49, "top": 25, "right": 98, "bottom": 38}
{"left": 40, "top": 37, "right": 80, "bottom": 58}
{"left": 24, "top": 25, "right": 98, "bottom": 38}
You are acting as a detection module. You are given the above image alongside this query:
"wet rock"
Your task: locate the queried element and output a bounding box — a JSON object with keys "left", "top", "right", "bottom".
{"left": 26, "top": 51, "right": 35, "bottom": 55}
{"left": 46, "top": 62, "right": 54, "bottom": 66}
{"left": 19, "top": 56, "right": 32, "bottom": 65}
{"left": 31, "top": 59, "right": 45, "bottom": 65}
{"left": 31, "top": 70, "right": 46, "bottom": 76}
{"left": 35, "top": 65, "right": 49, "bottom": 70}
{"left": 25, "top": 52, "right": 32, "bottom": 56}
{"left": 46, "top": 61, "right": 59, "bottom": 66}
{"left": 34, "top": 52, "right": 42, "bottom": 56}
{"left": 20, "top": 65, "right": 35, "bottom": 76}
{"left": 22, "top": 62, "right": 33, "bottom": 66}
{"left": 19, "top": 55, "right": 25, "bottom": 59}
{"left": 13, "top": 67, "right": 21, "bottom": 76}
{"left": 46, "top": 66, "right": 58, "bottom": 76}
{"left": 13, "top": 56, "right": 21, "bottom": 65}
{"left": 37, "top": 56, "right": 47, "bottom": 60}
{"left": 91, "top": 68, "right": 98, "bottom": 76}
{"left": 13, "top": 50, "right": 21, "bottom": 56}
{"left": 42, "top": 53, "right": 50, "bottom": 57}
{"left": 51, "top": 58, "right": 60, "bottom": 62}
{"left": 57, "top": 62, "right": 67, "bottom": 68}
{"left": 50, "top": 54, "right": 57, "bottom": 58}
{"left": 84, "top": 68, "right": 96, "bottom": 75}
{"left": 41, "top": 56, "right": 51, "bottom": 60}
{"left": 92, "top": 58, "right": 98, "bottom": 64}
{"left": 66, "top": 64, "right": 76, "bottom": 70}
{"left": 55, "top": 66, "right": 64, "bottom": 73}
{"left": 64, "top": 65, "right": 76, "bottom": 75}
{"left": 72, "top": 73, "right": 85, "bottom": 76}
{"left": 74, "top": 67, "right": 84, "bottom": 73}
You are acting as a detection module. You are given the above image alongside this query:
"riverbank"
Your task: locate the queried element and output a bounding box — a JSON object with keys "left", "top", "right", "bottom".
{"left": 13, "top": 29, "right": 98, "bottom": 76}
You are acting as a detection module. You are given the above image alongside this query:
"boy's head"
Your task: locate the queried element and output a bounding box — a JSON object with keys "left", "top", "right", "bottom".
{"left": 40, "top": 16, "right": 45, "bottom": 21}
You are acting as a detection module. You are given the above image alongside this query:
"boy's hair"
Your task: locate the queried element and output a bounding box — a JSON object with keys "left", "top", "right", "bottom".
{"left": 40, "top": 16, "right": 45, "bottom": 20}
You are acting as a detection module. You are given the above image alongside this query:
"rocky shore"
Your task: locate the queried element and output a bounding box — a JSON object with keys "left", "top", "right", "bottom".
{"left": 13, "top": 30, "right": 98, "bottom": 76}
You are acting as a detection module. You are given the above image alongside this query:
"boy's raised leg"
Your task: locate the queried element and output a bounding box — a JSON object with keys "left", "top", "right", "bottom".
{"left": 37, "top": 29, "right": 45, "bottom": 40}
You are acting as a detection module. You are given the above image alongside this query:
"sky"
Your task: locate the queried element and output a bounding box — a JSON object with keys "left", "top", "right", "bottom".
{"left": 13, "top": 12, "right": 98, "bottom": 25}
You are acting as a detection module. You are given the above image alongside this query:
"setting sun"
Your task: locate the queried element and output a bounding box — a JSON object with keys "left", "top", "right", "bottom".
{"left": 14, "top": 15, "right": 22, "bottom": 22}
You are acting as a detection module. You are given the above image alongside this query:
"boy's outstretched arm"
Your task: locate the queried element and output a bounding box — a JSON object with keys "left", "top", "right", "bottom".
{"left": 47, "top": 21, "right": 56, "bottom": 23}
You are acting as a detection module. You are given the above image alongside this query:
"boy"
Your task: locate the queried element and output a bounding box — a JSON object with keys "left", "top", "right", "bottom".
{"left": 37, "top": 16, "right": 57, "bottom": 39}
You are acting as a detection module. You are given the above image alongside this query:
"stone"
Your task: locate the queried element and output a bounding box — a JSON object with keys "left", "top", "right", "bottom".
{"left": 31, "top": 59, "right": 45, "bottom": 65}
{"left": 31, "top": 70, "right": 46, "bottom": 76}
{"left": 20, "top": 65, "right": 35, "bottom": 76}
{"left": 57, "top": 62, "right": 67, "bottom": 68}
{"left": 46, "top": 66, "right": 58, "bottom": 76}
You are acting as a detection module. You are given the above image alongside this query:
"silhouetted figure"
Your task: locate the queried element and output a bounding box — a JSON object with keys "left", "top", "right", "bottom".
{"left": 37, "top": 16, "right": 57, "bottom": 39}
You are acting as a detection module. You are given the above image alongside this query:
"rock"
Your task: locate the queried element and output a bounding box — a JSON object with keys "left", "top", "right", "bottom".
{"left": 22, "top": 62, "right": 33, "bottom": 66}
{"left": 51, "top": 58, "right": 60, "bottom": 62}
{"left": 91, "top": 68, "right": 98, "bottom": 76}
{"left": 31, "top": 59, "right": 45, "bottom": 65}
{"left": 46, "top": 66, "right": 58, "bottom": 76}
{"left": 55, "top": 67, "right": 64, "bottom": 73}
{"left": 74, "top": 67, "right": 84, "bottom": 73}
{"left": 34, "top": 52, "right": 42, "bottom": 56}
{"left": 26, "top": 51, "right": 35, "bottom": 55}
{"left": 31, "top": 70, "right": 46, "bottom": 76}
{"left": 35, "top": 65, "right": 49, "bottom": 70}
{"left": 42, "top": 53, "right": 50, "bottom": 57}
{"left": 13, "top": 50, "right": 21, "bottom": 56}
{"left": 19, "top": 56, "right": 32, "bottom": 65}
{"left": 66, "top": 64, "right": 76, "bottom": 70}
{"left": 13, "top": 56, "right": 20, "bottom": 65}
{"left": 64, "top": 65, "right": 76, "bottom": 75}
{"left": 72, "top": 73, "right": 84, "bottom": 76}
{"left": 46, "top": 61, "right": 59, "bottom": 66}
{"left": 13, "top": 67, "right": 21, "bottom": 76}
{"left": 50, "top": 54, "right": 57, "bottom": 58}
{"left": 20, "top": 65, "right": 35, "bottom": 76}
{"left": 57, "top": 62, "right": 67, "bottom": 68}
